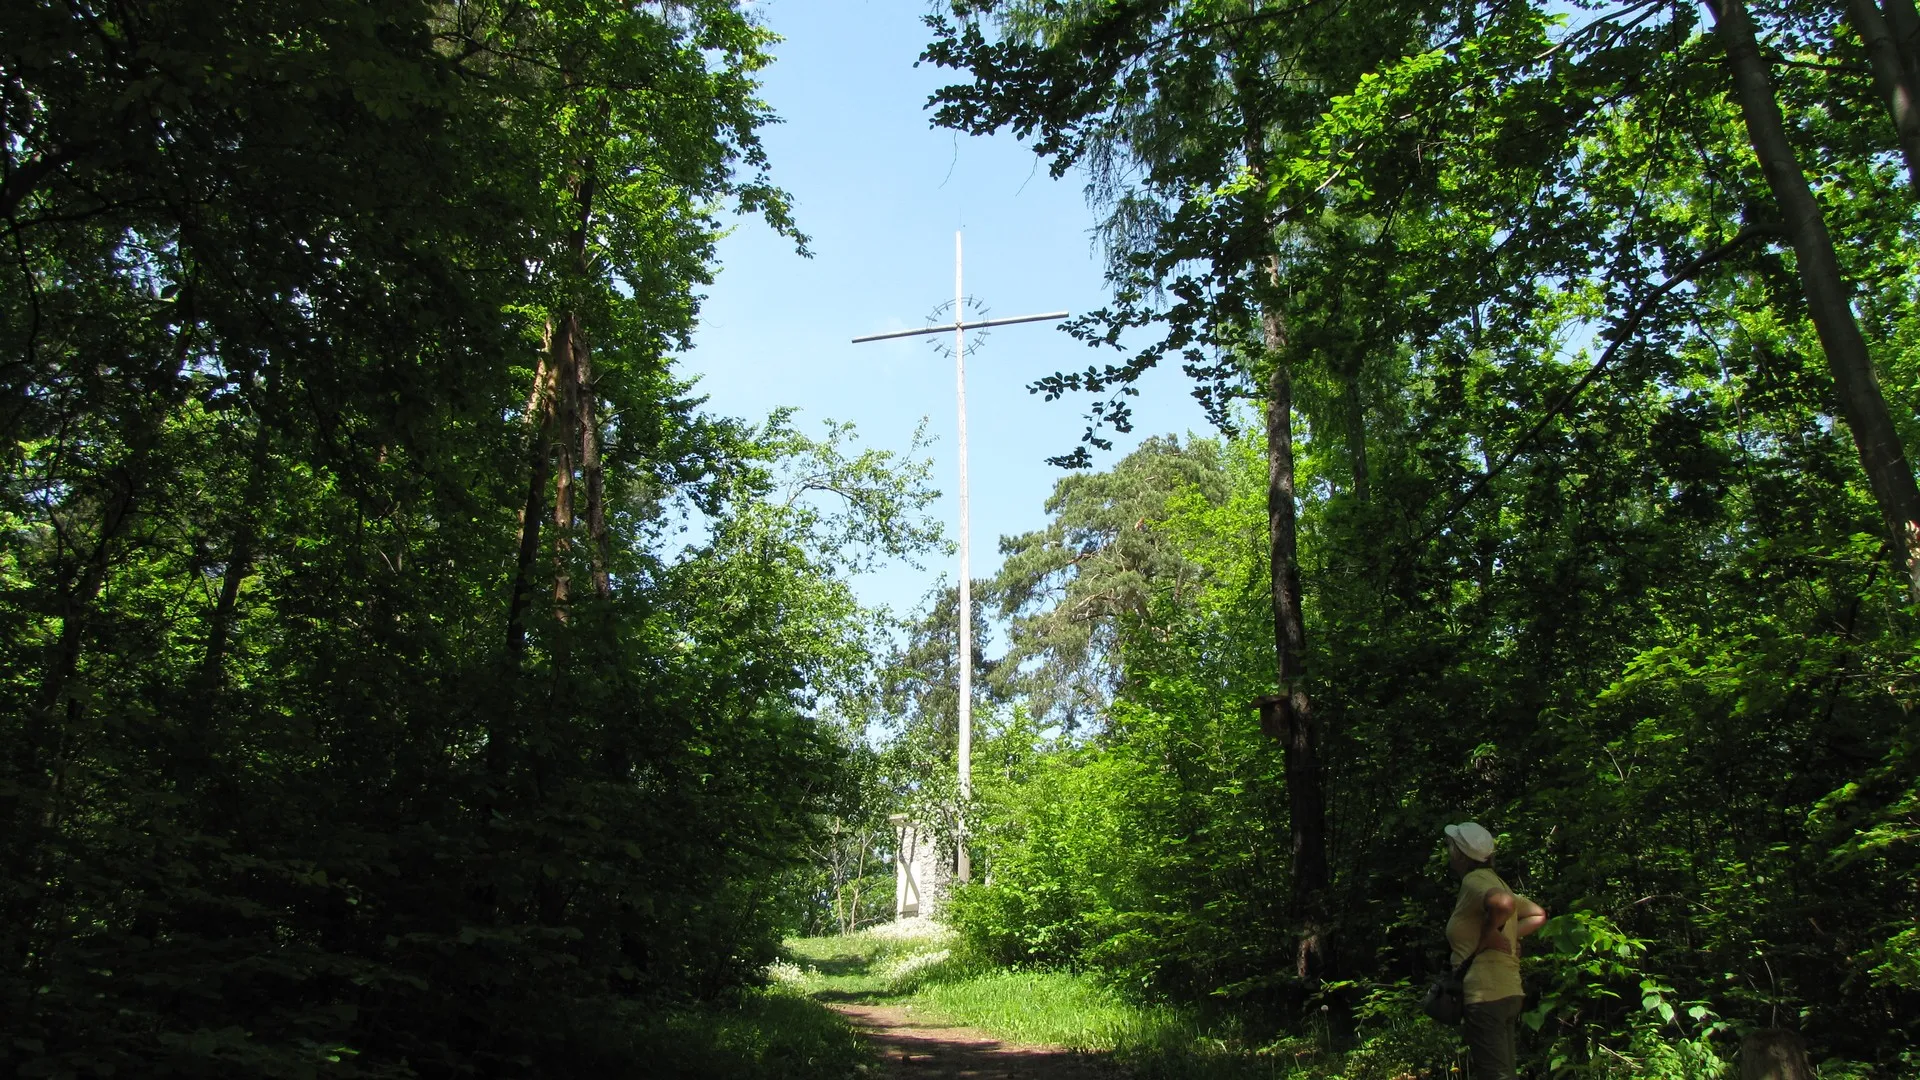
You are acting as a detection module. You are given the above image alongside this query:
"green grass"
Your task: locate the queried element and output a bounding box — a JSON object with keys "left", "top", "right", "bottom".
{"left": 777, "top": 923, "right": 1305, "bottom": 1078}
{"left": 916, "top": 969, "right": 1195, "bottom": 1052}
{"left": 780, "top": 921, "right": 954, "bottom": 999}
{"left": 617, "top": 985, "right": 876, "bottom": 1079}
{"left": 774, "top": 925, "right": 1473, "bottom": 1080}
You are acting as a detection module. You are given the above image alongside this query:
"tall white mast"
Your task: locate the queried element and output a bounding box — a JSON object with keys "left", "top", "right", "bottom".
{"left": 851, "top": 238, "right": 1067, "bottom": 894}
{"left": 953, "top": 230, "right": 972, "bottom": 884}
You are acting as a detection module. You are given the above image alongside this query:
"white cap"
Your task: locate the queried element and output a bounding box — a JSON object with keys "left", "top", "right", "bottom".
{"left": 1445, "top": 822, "right": 1497, "bottom": 862}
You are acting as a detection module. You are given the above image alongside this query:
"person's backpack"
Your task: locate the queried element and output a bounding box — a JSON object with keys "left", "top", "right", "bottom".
{"left": 1421, "top": 947, "right": 1484, "bottom": 1025}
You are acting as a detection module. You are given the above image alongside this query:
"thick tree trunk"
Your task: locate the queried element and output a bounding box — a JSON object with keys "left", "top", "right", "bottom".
{"left": 1715, "top": 0, "right": 1920, "bottom": 602}
{"left": 547, "top": 155, "right": 600, "bottom": 624}
{"left": 1741, "top": 1030, "right": 1814, "bottom": 1080}
{"left": 1845, "top": 0, "right": 1920, "bottom": 194}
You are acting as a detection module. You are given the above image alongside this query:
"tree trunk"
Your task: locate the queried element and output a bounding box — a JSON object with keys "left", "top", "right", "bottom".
{"left": 575, "top": 328, "right": 610, "bottom": 597}
{"left": 201, "top": 423, "right": 272, "bottom": 685}
{"left": 548, "top": 152, "right": 600, "bottom": 624}
{"left": 505, "top": 328, "right": 560, "bottom": 659}
{"left": 1740, "top": 1030, "right": 1814, "bottom": 1080}
{"left": 1845, "top": 0, "right": 1920, "bottom": 194}
{"left": 1344, "top": 369, "right": 1370, "bottom": 502}
{"left": 1257, "top": 300, "right": 1331, "bottom": 982}
{"left": 1883, "top": 0, "right": 1920, "bottom": 86}
{"left": 551, "top": 311, "right": 579, "bottom": 619}
{"left": 1714, "top": 0, "right": 1920, "bottom": 602}
{"left": 1235, "top": 62, "right": 1331, "bottom": 982}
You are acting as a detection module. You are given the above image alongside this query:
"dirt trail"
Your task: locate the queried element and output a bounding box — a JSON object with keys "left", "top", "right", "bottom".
{"left": 831, "top": 1003, "right": 1115, "bottom": 1079}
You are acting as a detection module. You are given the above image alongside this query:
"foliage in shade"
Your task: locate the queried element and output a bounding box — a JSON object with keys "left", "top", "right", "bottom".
{"left": 0, "top": 1, "right": 937, "bottom": 1076}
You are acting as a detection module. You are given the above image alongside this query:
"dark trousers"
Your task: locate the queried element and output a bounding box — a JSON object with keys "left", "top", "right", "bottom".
{"left": 1464, "top": 996, "right": 1525, "bottom": 1080}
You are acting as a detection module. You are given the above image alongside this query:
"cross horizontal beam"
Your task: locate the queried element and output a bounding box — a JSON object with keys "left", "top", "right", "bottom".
{"left": 850, "top": 310, "right": 1070, "bottom": 344}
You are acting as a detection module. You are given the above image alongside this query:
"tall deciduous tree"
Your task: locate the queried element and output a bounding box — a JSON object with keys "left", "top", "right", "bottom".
{"left": 1714, "top": 0, "right": 1920, "bottom": 602}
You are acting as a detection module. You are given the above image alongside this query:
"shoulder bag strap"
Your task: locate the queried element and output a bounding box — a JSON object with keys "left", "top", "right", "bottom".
{"left": 1453, "top": 944, "right": 1486, "bottom": 980}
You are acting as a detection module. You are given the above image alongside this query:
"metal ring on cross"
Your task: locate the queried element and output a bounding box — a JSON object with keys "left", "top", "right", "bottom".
{"left": 926, "top": 297, "right": 990, "bottom": 357}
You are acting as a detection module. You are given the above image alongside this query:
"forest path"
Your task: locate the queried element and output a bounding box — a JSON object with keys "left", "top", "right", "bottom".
{"left": 831, "top": 1002, "right": 1114, "bottom": 1079}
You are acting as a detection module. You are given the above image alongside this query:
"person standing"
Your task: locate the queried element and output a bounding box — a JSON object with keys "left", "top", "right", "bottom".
{"left": 1443, "top": 822, "right": 1548, "bottom": 1080}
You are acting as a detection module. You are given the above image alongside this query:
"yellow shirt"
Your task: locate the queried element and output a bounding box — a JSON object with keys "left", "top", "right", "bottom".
{"left": 1446, "top": 867, "right": 1532, "bottom": 1004}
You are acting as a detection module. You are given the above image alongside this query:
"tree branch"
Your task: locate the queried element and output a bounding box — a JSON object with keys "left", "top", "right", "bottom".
{"left": 0, "top": 146, "right": 82, "bottom": 219}
{"left": 1418, "top": 222, "right": 1781, "bottom": 547}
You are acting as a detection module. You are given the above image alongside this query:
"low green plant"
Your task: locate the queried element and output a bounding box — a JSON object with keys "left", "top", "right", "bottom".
{"left": 1342, "top": 980, "right": 1472, "bottom": 1080}
{"left": 1521, "top": 910, "right": 1742, "bottom": 1078}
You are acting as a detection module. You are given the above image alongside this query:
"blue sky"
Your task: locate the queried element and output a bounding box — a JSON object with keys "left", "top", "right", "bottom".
{"left": 685, "top": 0, "right": 1213, "bottom": 621}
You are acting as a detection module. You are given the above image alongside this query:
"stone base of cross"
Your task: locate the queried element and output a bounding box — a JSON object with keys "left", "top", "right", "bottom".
{"left": 889, "top": 813, "right": 951, "bottom": 920}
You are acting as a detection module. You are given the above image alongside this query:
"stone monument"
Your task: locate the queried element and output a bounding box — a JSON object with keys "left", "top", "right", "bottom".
{"left": 889, "top": 813, "right": 950, "bottom": 920}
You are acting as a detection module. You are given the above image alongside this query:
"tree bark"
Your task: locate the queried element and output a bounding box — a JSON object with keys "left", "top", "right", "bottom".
{"left": 548, "top": 151, "right": 600, "bottom": 622}
{"left": 1715, "top": 0, "right": 1920, "bottom": 602}
{"left": 1236, "top": 61, "right": 1331, "bottom": 982}
{"left": 1344, "top": 369, "right": 1370, "bottom": 502}
{"left": 1844, "top": 0, "right": 1920, "bottom": 195}
{"left": 1256, "top": 301, "right": 1331, "bottom": 982}
{"left": 1883, "top": 0, "right": 1920, "bottom": 86}
{"left": 505, "top": 136, "right": 599, "bottom": 655}
{"left": 576, "top": 329, "right": 610, "bottom": 598}
{"left": 505, "top": 328, "right": 560, "bottom": 659}
{"left": 551, "top": 311, "right": 579, "bottom": 618}
{"left": 201, "top": 423, "right": 272, "bottom": 685}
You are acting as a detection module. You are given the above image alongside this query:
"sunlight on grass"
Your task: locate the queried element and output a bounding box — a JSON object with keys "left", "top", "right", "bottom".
{"left": 917, "top": 969, "right": 1197, "bottom": 1052}
{"left": 782, "top": 919, "right": 958, "bottom": 998}
{"left": 777, "top": 926, "right": 1465, "bottom": 1080}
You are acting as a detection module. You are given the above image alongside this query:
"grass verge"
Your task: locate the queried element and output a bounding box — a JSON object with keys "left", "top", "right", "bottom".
{"left": 780, "top": 924, "right": 1292, "bottom": 1078}
{"left": 779, "top": 924, "right": 1466, "bottom": 1080}
{"left": 622, "top": 985, "right": 876, "bottom": 1079}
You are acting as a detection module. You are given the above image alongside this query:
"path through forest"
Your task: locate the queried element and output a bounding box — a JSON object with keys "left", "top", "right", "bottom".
{"left": 831, "top": 1003, "right": 1112, "bottom": 1079}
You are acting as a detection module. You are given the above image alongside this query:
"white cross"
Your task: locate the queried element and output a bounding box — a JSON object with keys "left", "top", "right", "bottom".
{"left": 853, "top": 231, "right": 1066, "bottom": 883}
